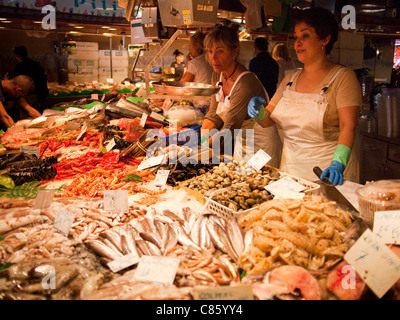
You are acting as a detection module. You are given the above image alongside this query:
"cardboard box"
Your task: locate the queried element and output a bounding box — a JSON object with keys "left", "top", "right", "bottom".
{"left": 99, "top": 58, "right": 129, "bottom": 68}
{"left": 98, "top": 50, "right": 129, "bottom": 59}
{"left": 75, "top": 42, "right": 99, "bottom": 51}
{"left": 68, "top": 59, "right": 99, "bottom": 69}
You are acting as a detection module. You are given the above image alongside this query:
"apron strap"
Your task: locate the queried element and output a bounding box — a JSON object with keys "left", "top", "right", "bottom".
{"left": 285, "top": 70, "right": 302, "bottom": 90}
{"left": 320, "top": 67, "right": 345, "bottom": 94}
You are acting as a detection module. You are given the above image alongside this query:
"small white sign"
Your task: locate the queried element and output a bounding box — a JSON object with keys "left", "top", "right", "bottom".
{"left": 20, "top": 146, "right": 40, "bottom": 158}
{"left": 53, "top": 208, "right": 75, "bottom": 236}
{"left": 103, "top": 190, "right": 129, "bottom": 213}
{"left": 105, "top": 138, "right": 116, "bottom": 152}
{"left": 134, "top": 255, "right": 180, "bottom": 284}
{"left": 91, "top": 93, "right": 99, "bottom": 100}
{"left": 247, "top": 149, "right": 271, "bottom": 171}
{"left": 344, "top": 229, "right": 400, "bottom": 299}
{"left": 76, "top": 125, "right": 87, "bottom": 141}
{"left": 33, "top": 189, "right": 56, "bottom": 210}
{"left": 137, "top": 155, "right": 165, "bottom": 171}
{"left": 154, "top": 169, "right": 170, "bottom": 187}
{"left": 149, "top": 111, "right": 165, "bottom": 122}
{"left": 107, "top": 253, "right": 140, "bottom": 273}
{"left": 140, "top": 113, "right": 148, "bottom": 127}
{"left": 265, "top": 176, "right": 307, "bottom": 196}
{"left": 273, "top": 191, "right": 305, "bottom": 200}
{"left": 373, "top": 210, "right": 400, "bottom": 245}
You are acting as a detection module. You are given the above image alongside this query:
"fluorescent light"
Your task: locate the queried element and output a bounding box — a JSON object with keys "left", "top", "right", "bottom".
{"left": 74, "top": 26, "right": 84, "bottom": 29}
{"left": 108, "top": 28, "right": 117, "bottom": 31}
{"left": 1, "top": 20, "right": 12, "bottom": 23}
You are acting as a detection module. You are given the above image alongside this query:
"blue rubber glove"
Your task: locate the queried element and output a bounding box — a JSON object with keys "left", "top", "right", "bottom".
{"left": 248, "top": 96, "right": 266, "bottom": 122}
{"left": 320, "top": 160, "right": 345, "bottom": 186}
{"left": 200, "top": 134, "right": 209, "bottom": 147}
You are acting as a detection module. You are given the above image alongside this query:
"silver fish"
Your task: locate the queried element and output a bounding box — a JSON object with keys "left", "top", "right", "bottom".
{"left": 225, "top": 218, "right": 245, "bottom": 257}
{"left": 135, "top": 239, "right": 152, "bottom": 256}
{"left": 139, "top": 231, "right": 163, "bottom": 251}
{"left": 172, "top": 221, "right": 202, "bottom": 252}
{"left": 101, "top": 230, "right": 124, "bottom": 253}
{"left": 85, "top": 239, "right": 123, "bottom": 261}
{"left": 190, "top": 214, "right": 205, "bottom": 246}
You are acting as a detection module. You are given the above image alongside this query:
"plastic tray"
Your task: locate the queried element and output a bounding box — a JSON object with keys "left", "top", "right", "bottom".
{"left": 203, "top": 172, "right": 320, "bottom": 221}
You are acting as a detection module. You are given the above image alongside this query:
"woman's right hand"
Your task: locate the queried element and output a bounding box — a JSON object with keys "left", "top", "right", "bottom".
{"left": 248, "top": 96, "right": 266, "bottom": 121}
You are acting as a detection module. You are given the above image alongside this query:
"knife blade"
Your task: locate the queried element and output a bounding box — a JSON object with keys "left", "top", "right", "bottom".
{"left": 313, "top": 166, "right": 359, "bottom": 214}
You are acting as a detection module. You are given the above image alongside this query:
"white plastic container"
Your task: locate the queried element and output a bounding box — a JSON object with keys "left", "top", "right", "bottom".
{"left": 356, "top": 179, "right": 400, "bottom": 227}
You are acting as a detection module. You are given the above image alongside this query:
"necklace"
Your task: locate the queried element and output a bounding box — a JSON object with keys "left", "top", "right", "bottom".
{"left": 222, "top": 62, "right": 238, "bottom": 81}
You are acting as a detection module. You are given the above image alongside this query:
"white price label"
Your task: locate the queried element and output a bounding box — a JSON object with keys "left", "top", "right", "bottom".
{"left": 149, "top": 111, "right": 166, "bottom": 122}
{"left": 137, "top": 155, "right": 165, "bottom": 171}
{"left": 20, "top": 146, "right": 40, "bottom": 158}
{"left": 247, "top": 149, "right": 271, "bottom": 171}
{"left": 134, "top": 256, "right": 180, "bottom": 284}
{"left": 193, "top": 285, "right": 254, "bottom": 300}
{"left": 154, "top": 169, "right": 170, "bottom": 187}
{"left": 373, "top": 210, "right": 400, "bottom": 244}
{"left": 344, "top": 229, "right": 400, "bottom": 298}
{"left": 91, "top": 93, "right": 99, "bottom": 100}
{"left": 53, "top": 208, "right": 75, "bottom": 236}
{"left": 265, "top": 176, "right": 307, "bottom": 196}
{"left": 140, "top": 113, "right": 148, "bottom": 127}
{"left": 34, "top": 189, "right": 56, "bottom": 210}
{"left": 76, "top": 125, "right": 87, "bottom": 141}
{"left": 104, "top": 190, "right": 129, "bottom": 213}
{"left": 105, "top": 138, "right": 116, "bottom": 152}
{"left": 108, "top": 253, "right": 140, "bottom": 273}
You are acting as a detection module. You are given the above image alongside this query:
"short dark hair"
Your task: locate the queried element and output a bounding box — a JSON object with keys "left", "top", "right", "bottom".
{"left": 13, "top": 46, "right": 28, "bottom": 59}
{"left": 292, "top": 7, "right": 338, "bottom": 55}
{"left": 254, "top": 37, "right": 269, "bottom": 52}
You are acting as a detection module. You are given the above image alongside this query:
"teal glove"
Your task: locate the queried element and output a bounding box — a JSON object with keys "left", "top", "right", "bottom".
{"left": 200, "top": 134, "right": 209, "bottom": 147}
{"left": 320, "top": 144, "right": 351, "bottom": 186}
{"left": 248, "top": 96, "right": 267, "bottom": 122}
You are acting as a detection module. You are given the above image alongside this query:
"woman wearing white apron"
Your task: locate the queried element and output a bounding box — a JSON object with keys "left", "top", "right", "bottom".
{"left": 247, "top": 7, "right": 361, "bottom": 185}
{"left": 200, "top": 26, "right": 281, "bottom": 164}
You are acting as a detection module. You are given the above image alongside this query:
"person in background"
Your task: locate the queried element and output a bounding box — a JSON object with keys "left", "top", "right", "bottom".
{"left": 180, "top": 31, "right": 213, "bottom": 85}
{"left": 170, "top": 50, "right": 187, "bottom": 81}
{"left": 272, "top": 42, "right": 295, "bottom": 86}
{"left": 249, "top": 37, "right": 279, "bottom": 99}
{"left": 13, "top": 46, "right": 49, "bottom": 116}
{"left": 201, "top": 26, "right": 281, "bottom": 163}
{"left": 247, "top": 7, "right": 361, "bottom": 185}
{"left": 0, "top": 75, "right": 37, "bottom": 131}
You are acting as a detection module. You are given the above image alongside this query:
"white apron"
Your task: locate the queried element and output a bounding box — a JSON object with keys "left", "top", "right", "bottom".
{"left": 215, "top": 71, "right": 255, "bottom": 160}
{"left": 270, "top": 67, "right": 358, "bottom": 182}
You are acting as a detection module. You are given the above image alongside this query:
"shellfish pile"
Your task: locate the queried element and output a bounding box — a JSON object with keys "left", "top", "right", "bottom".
{"left": 179, "top": 161, "right": 279, "bottom": 198}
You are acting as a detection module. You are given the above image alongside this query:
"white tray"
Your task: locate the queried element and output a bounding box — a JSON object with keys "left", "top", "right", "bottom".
{"left": 203, "top": 172, "right": 320, "bottom": 221}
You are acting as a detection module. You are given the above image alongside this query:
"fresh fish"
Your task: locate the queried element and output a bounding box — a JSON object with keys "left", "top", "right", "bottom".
{"left": 101, "top": 230, "right": 123, "bottom": 253}
{"left": 206, "top": 216, "right": 239, "bottom": 263}
{"left": 146, "top": 241, "right": 162, "bottom": 256}
{"left": 199, "top": 218, "right": 213, "bottom": 250}
{"left": 85, "top": 239, "right": 123, "bottom": 261}
{"left": 172, "top": 221, "right": 202, "bottom": 252}
{"left": 140, "top": 231, "right": 163, "bottom": 251}
{"left": 135, "top": 239, "right": 152, "bottom": 256}
{"left": 102, "top": 238, "right": 123, "bottom": 256}
{"left": 225, "top": 218, "right": 245, "bottom": 257}
{"left": 105, "top": 98, "right": 148, "bottom": 120}
{"left": 190, "top": 214, "right": 205, "bottom": 246}
{"left": 164, "top": 223, "right": 178, "bottom": 255}
{"left": 163, "top": 209, "right": 186, "bottom": 225}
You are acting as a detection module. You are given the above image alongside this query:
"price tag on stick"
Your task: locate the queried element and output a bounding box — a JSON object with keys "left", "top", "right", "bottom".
{"left": 53, "top": 208, "right": 75, "bottom": 236}
{"left": 104, "top": 190, "right": 129, "bottom": 213}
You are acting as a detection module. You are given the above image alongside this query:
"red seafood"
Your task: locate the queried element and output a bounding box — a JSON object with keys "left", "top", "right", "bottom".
{"left": 268, "top": 265, "right": 327, "bottom": 300}
{"left": 326, "top": 261, "right": 366, "bottom": 300}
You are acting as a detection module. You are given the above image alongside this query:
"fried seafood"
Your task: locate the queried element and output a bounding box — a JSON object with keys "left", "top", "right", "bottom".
{"left": 238, "top": 196, "right": 354, "bottom": 275}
